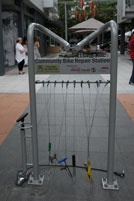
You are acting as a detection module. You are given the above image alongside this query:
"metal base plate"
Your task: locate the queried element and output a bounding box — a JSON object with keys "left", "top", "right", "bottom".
{"left": 28, "top": 174, "right": 44, "bottom": 185}
{"left": 102, "top": 177, "right": 119, "bottom": 190}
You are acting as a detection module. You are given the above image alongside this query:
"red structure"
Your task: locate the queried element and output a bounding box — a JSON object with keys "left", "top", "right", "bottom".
{"left": 84, "top": 9, "right": 87, "bottom": 19}
{"left": 75, "top": 11, "right": 79, "bottom": 19}
{"left": 81, "top": 0, "right": 84, "bottom": 9}
{"left": 79, "top": 13, "right": 82, "bottom": 21}
{"left": 90, "top": 0, "right": 93, "bottom": 12}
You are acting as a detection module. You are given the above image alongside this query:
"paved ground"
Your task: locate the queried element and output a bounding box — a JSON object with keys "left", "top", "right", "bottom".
{"left": 0, "top": 53, "right": 134, "bottom": 201}
{"left": 0, "top": 93, "right": 29, "bottom": 144}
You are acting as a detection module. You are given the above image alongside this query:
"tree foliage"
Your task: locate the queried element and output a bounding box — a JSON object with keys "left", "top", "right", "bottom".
{"left": 55, "top": 1, "right": 117, "bottom": 38}
{"left": 95, "top": 2, "right": 117, "bottom": 23}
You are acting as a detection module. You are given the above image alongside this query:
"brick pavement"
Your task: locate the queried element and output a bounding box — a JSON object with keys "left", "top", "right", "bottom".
{"left": 0, "top": 94, "right": 29, "bottom": 144}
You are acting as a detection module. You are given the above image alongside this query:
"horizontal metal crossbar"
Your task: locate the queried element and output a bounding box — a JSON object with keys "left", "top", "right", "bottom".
{"left": 35, "top": 80, "right": 110, "bottom": 88}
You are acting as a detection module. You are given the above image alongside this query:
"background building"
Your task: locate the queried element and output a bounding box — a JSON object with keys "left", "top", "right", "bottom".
{"left": 0, "top": 0, "right": 60, "bottom": 75}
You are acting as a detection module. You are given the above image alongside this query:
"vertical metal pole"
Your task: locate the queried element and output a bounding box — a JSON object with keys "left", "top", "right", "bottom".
{"left": 27, "top": 23, "right": 70, "bottom": 185}
{"left": 120, "top": 23, "right": 125, "bottom": 55}
{"left": 21, "top": 125, "right": 27, "bottom": 172}
{"left": 65, "top": 3, "right": 68, "bottom": 42}
{"left": 0, "top": 0, "right": 4, "bottom": 76}
{"left": 27, "top": 24, "right": 39, "bottom": 181}
{"left": 107, "top": 21, "right": 118, "bottom": 185}
{"left": 75, "top": 20, "right": 119, "bottom": 189}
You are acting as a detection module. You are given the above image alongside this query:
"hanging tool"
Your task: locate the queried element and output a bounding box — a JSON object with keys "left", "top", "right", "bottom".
{"left": 49, "top": 154, "right": 57, "bottom": 164}
{"left": 59, "top": 157, "right": 72, "bottom": 177}
{"left": 64, "top": 81, "right": 69, "bottom": 157}
{"left": 66, "top": 80, "right": 69, "bottom": 88}
{"left": 86, "top": 159, "right": 92, "bottom": 182}
{"left": 73, "top": 80, "right": 76, "bottom": 88}
{"left": 56, "top": 81, "right": 68, "bottom": 159}
{"left": 54, "top": 80, "right": 57, "bottom": 87}
{"left": 72, "top": 154, "right": 76, "bottom": 176}
{"left": 42, "top": 82, "right": 52, "bottom": 164}
{"left": 62, "top": 80, "right": 64, "bottom": 88}
{"left": 81, "top": 81, "right": 92, "bottom": 182}
{"left": 87, "top": 80, "right": 90, "bottom": 88}
{"left": 105, "top": 80, "right": 110, "bottom": 87}
{"left": 53, "top": 80, "right": 57, "bottom": 162}
{"left": 47, "top": 80, "right": 50, "bottom": 87}
{"left": 81, "top": 80, "right": 83, "bottom": 88}
{"left": 81, "top": 80, "right": 102, "bottom": 182}
{"left": 114, "top": 170, "right": 125, "bottom": 178}
{"left": 72, "top": 81, "right": 76, "bottom": 177}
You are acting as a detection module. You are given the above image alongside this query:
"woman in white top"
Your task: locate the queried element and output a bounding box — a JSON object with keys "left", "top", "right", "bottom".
{"left": 15, "top": 37, "right": 26, "bottom": 74}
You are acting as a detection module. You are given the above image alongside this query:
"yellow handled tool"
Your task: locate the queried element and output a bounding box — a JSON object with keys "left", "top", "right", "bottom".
{"left": 86, "top": 160, "right": 92, "bottom": 182}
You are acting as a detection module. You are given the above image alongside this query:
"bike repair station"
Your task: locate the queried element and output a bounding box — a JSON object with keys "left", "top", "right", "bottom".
{"left": 16, "top": 20, "right": 125, "bottom": 193}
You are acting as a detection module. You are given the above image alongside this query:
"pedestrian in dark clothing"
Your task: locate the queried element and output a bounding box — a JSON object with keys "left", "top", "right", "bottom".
{"left": 129, "top": 29, "right": 134, "bottom": 85}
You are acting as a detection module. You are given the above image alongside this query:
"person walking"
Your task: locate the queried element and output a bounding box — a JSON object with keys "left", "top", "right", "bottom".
{"left": 34, "top": 36, "right": 41, "bottom": 59}
{"left": 15, "top": 37, "right": 26, "bottom": 74}
{"left": 129, "top": 29, "right": 134, "bottom": 85}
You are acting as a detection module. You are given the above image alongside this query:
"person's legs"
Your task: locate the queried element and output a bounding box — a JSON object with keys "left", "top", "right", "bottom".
{"left": 129, "top": 59, "right": 134, "bottom": 84}
{"left": 18, "top": 62, "right": 21, "bottom": 72}
{"left": 18, "top": 60, "right": 24, "bottom": 74}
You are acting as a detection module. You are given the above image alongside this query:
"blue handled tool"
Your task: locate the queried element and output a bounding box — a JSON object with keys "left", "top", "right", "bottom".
{"left": 59, "top": 157, "right": 72, "bottom": 177}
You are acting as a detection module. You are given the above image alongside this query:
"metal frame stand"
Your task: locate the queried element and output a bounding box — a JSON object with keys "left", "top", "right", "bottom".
{"left": 16, "top": 113, "right": 31, "bottom": 186}
{"left": 102, "top": 177, "right": 119, "bottom": 190}
{"left": 17, "top": 112, "right": 44, "bottom": 185}
{"left": 27, "top": 23, "right": 70, "bottom": 185}
{"left": 76, "top": 20, "right": 119, "bottom": 190}
{"left": 20, "top": 123, "right": 27, "bottom": 172}
{"left": 27, "top": 21, "right": 119, "bottom": 189}
{"left": 28, "top": 174, "right": 44, "bottom": 185}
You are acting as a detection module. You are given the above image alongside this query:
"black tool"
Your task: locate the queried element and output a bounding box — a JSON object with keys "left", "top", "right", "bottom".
{"left": 59, "top": 157, "right": 72, "bottom": 177}
{"left": 49, "top": 154, "right": 57, "bottom": 163}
